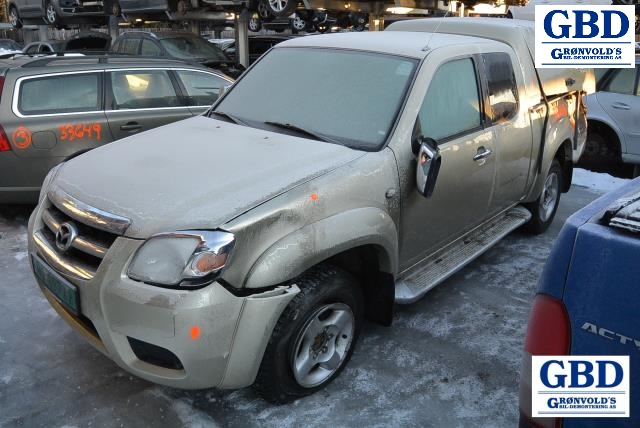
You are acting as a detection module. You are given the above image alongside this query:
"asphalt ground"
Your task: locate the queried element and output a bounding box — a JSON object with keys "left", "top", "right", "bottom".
{"left": 0, "top": 185, "right": 601, "bottom": 428}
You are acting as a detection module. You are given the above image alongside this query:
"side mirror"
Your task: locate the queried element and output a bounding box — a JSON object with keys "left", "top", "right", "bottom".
{"left": 416, "top": 137, "right": 441, "bottom": 198}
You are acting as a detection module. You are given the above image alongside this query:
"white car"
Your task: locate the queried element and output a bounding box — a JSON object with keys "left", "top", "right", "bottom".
{"left": 580, "top": 57, "right": 640, "bottom": 177}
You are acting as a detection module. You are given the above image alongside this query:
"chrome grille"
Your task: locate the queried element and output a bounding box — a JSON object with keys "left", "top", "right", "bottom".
{"left": 34, "top": 189, "right": 131, "bottom": 280}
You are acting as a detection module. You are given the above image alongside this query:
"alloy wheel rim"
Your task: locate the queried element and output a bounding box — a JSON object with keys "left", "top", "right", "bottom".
{"left": 540, "top": 172, "right": 559, "bottom": 222}
{"left": 292, "top": 15, "right": 305, "bottom": 30}
{"left": 9, "top": 9, "right": 18, "bottom": 26}
{"left": 292, "top": 303, "right": 354, "bottom": 388}
{"left": 268, "top": 0, "right": 287, "bottom": 13}
{"left": 46, "top": 3, "right": 56, "bottom": 23}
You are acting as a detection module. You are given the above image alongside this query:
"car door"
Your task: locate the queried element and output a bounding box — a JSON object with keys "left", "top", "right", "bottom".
{"left": 399, "top": 56, "right": 496, "bottom": 269}
{"left": 8, "top": 70, "right": 111, "bottom": 188}
{"left": 481, "top": 51, "right": 531, "bottom": 213}
{"left": 596, "top": 65, "right": 640, "bottom": 158}
{"left": 173, "top": 69, "right": 233, "bottom": 115}
{"left": 105, "top": 68, "right": 192, "bottom": 141}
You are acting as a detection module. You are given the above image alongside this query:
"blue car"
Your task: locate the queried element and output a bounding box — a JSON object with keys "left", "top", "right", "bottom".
{"left": 520, "top": 177, "right": 640, "bottom": 428}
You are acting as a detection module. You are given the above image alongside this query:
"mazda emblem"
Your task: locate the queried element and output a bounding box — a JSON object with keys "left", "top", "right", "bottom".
{"left": 55, "top": 222, "right": 78, "bottom": 252}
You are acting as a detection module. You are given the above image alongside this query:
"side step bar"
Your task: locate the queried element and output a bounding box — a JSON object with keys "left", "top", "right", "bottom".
{"left": 394, "top": 206, "right": 532, "bottom": 304}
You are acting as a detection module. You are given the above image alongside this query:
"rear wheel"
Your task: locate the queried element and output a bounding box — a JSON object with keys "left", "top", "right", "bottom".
{"left": 9, "top": 6, "right": 22, "bottom": 29}
{"left": 254, "top": 264, "right": 363, "bottom": 403}
{"left": 248, "top": 14, "right": 262, "bottom": 32}
{"left": 264, "top": 0, "right": 297, "bottom": 17}
{"left": 523, "top": 159, "right": 562, "bottom": 234}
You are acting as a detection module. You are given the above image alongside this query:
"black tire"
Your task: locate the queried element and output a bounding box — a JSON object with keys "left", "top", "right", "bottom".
{"left": 253, "top": 264, "right": 363, "bottom": 403}
{"left": 112, "top": 0, "right": 121, "bottom": 16}
{"left": 248, "top": 15, "right": 262, "bottom": 32}
{"left": 9, "top": 6, "right": 22, "bottom": 29}
{"left": 263, "top": 0, "right": 297, "bottom": 17}
{"left": 290, "top": 13, "right": 307, "bottom": 32}
{"left": 523, "top": 159, "right": 562, "bottom": 234}
{"left": 44, "top": 0, "right": 58, "bottom": 25}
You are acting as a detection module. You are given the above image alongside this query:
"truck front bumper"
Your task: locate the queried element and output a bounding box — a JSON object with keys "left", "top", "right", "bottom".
{"left": 27, "top": 205, "right": 298, "bottom": 390}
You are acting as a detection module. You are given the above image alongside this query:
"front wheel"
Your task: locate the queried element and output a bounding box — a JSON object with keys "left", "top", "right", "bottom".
{"left": 263, "top": 0, "right": 297, "bottom": 17}
{"left": 523, "top": 159, "right": 562, "bottom": 234}
{"left": 253, "top": 264, "right": 363, "bottom": 403}
{"left": 9, "top": 6, "right": 22, "bottom": 29}
{"left": 44, "top": 0, "right": 58, "bottom": 25}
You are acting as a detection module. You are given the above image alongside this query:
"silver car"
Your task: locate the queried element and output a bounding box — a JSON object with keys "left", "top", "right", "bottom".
{"left": 581, "top": 56, "right": 640, "bottom": 177}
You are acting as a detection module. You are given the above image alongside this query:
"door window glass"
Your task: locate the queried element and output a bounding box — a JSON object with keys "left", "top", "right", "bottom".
{"left": 19, "top": 73, "right": 101, "bottom": 115}
{"left": 110, "top": 70, "right": 179, "bottom": 109}
{"left": 117, "top": 38, "right": 139, "bottom": 55}
{"left": 176, "top": 70, "right": 229, "bottom": 106}
{"left": 418, "top": 58, "right": 481, "bottom": 141}
{"left": 141, "top": 39, "right": 161, "bottom": 56}
{"left": 483, "top": 52, "right": 518, "bottom": 123}
{"left": 602, "top": 68, "right": 636, "bottom": 95}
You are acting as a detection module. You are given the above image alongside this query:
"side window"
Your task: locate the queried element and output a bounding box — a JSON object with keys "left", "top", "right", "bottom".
{"left": 483, "top": 52, "right": 518, "bottom": 123}
{"left": 110, "top": 70, "right": 179, "bottom": 109}
{"left": 141, "top": 39, "right": 161, "bottom": 56}
{"left": 176, "top": 70, "right": 229, "bottom": 106}
{"left": 25, "top": 45, "right": 38, "bottom": 54}
{"left": 40, "top": 45, "right": 52, "bottom": 53}
{"left": 118, "top": 38, "right": 139, "bottom": 55}
{"left": 602, "top": 68, "right": 636, "bottom": 95}
{"left": 418, "top": 58, "right": 481, "bottom": 141}
{"left": 19, "top": 73, "right": 101, "bottom": 115}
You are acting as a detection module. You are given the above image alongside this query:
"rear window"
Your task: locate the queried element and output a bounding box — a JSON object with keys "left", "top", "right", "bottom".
{"left": 18, "top": 73, "right": 101, "bottom": 115}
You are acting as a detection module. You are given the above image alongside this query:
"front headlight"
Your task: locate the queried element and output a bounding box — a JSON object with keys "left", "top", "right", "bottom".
{"left": 39, "top": 163, "right": 64, "bottom": 203}
{"left": 127, "top": 230, "right": 235, "bottom": 288}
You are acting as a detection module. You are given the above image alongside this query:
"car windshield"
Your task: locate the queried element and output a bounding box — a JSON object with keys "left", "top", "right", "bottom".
{"left": 160, "top": 36, "right": 228, "bottom": 61}
{"left": 214, "top": 47, "right": 417, "bottom": 150}
{"left": 0, "top": 39, "right": 21, "bottom": 51}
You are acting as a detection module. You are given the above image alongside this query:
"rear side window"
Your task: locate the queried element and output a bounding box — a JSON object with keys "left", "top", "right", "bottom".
{"left": 601, "top": 68, "right": 637, "bottom": 95}
{"left": 418, "top": 58, "right": 482, "bottom": 141}
{"left": 483, "top": 52, "right": 518, "bottom": 123}
{"left": 19, "top": 73, "right": 101, "bottom": 115}
{"left": 116, "top": 38, "right": 139, "bottom": 55}
{"left": 176, "top": 70, "right": 229, "bottom": 106}
{"left": 141, "top": 40, "right": 161, "bottom": 56}
{"left": 110, "top": 70, "right": 180, "bottom": 109}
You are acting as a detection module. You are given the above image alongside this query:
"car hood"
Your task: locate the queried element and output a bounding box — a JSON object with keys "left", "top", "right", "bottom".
{"left": 52, "top": 116, "right": 364, "bottom": 239}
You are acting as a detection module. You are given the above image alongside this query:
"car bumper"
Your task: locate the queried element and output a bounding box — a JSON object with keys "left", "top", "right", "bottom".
{"left": 27, "top": 202, "right": 298, "bottom": 389}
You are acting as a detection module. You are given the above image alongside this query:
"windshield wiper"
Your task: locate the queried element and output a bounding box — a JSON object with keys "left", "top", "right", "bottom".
{"left": 209, "top": 110, "right": 246, "bottom": 126}
{"left": 263, "top": 121, "right": 341, "bottom": 145}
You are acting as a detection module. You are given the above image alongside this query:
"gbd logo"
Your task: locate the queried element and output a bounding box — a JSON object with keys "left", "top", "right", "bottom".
{"left": 540, "top": 359, "right": 624, "bottom": 388}
{"left": 531, "top": 356, "right": 630, "bottom": 418}
{"left": 534, "top": 5, "right": 635, "bottom": 68}
{"left": 543, "top": 10, "right": 630, "bottom": 39}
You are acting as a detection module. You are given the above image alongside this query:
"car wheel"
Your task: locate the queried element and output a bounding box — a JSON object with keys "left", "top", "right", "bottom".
{"left": 290, "top": 13, "right": 307, "bottom": 31}
{"left": 176, "top": 0, "right": 188, "bottom": 15}
{"left": 44, "top": 0, "right": 58, "bottom": 25}
{"left": 9, "top": 6, "right": 22, "bottom": 29}
{"left": 523, "top": 159, "right": 562, "bottom": 234}
{"left": 253, "top": 264, "right": 363, "bottom": 403}
{"left": 257, "top": 0, "right": 274, "bottom": 21}
{"left": 264, "top": 0, "right": 297, "bottom": 17}
{"left": 248, "top": 14, "right": 262, "bottom": 32}
{"left": 111, "top": 0, "right": 121, "bottom": 16}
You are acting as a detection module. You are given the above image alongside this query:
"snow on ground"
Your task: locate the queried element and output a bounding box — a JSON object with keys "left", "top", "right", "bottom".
{"left": 571, "top": 168, "right": 631, "bottom": 193}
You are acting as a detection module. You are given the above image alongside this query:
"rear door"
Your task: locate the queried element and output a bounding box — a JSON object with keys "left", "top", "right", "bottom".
{"left": 7, "top": 70, "right": 110, "bottom": 188}
{"left": 173, "top": 69, "right": 233, "bottom": 115}
{"left": 596, "top": 65, "right": 640, "bottom": 158}
{"left": 105, "top": 68, "right": 192, "bottom": 141}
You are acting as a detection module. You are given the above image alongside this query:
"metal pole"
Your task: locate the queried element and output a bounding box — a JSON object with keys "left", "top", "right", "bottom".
{"left": 236, "top": 8, "right": 249, "bottom": 67}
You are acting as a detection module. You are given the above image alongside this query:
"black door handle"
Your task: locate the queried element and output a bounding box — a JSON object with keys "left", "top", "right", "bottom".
{"left": 120, "top": 122, "right": 141, "bottom": 131}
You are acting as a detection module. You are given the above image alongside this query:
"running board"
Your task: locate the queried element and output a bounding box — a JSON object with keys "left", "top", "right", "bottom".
{"left": 394, "top": 206, "right": 532, "bottom": 304}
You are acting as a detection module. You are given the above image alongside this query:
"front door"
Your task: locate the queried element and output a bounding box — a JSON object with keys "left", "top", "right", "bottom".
{"left": 399, "top": 57, "right": 496, "bottom": 270}
{"left": 105, "top": 69, "right": 192, "bottom": 141}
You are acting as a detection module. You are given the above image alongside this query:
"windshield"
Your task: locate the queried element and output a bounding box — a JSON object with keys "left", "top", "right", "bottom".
{"left": 214, "top": 47, "right": 417, "bottom": 150}
{"left": 0, "top": 39, "right": 21, "bottom": 51}
{"left": 160, "top": 36, "right": 228, "bottom": 61}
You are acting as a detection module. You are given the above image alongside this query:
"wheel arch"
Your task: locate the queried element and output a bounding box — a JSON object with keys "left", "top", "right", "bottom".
{"left": 586, "top": 118, "right": 624, "bottom": 155}
{"left": 242, "top": 207, "right": 398, "bottom": 326}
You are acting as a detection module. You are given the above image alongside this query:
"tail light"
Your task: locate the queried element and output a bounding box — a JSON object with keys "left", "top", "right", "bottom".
{"left": 0, "top": 76, "right": 9, "bottom": 152}
{"left": 0, "top": 125, "right": 10, "bottom": 152}
{"left": 519, "top": 294, "right": 570, "bottom": 428}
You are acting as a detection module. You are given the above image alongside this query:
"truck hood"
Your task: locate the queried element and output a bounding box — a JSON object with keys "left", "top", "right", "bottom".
{"left": 52, "top": 116, "right": 364, "bottom": 238}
